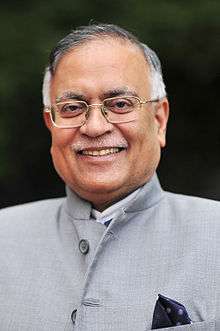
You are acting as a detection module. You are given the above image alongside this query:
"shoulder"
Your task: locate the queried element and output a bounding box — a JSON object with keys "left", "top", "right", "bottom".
{"left": 164, "top": 190, "right": 220, "bottom": 211}
{"left": 162, "top": 191, "right": 220, "bottom": 226}
{"left": 0, "top": 197, "right": 65, "bottom": 231}
{"left": 0, "top": 197, "right": 65, "bottom": 216}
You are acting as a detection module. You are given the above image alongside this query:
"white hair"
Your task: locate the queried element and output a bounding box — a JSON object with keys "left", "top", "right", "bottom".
{"left": 42, "top": 68, "right": 51, "bottom": 107}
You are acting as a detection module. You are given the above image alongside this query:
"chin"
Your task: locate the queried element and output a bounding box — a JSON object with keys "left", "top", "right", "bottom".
{"left": 82, "top": 180, "right": 121, "bottom": 194}
{"left": 69, "top": 176, "right": 126, "bottom": 199}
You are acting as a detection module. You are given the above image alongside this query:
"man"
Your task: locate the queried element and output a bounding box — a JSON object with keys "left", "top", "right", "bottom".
{"left": 0, "top": 23, "right": 219, "bottom": 330}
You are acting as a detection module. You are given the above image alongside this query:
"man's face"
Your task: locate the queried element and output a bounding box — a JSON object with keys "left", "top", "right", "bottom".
{"left": 45, "top": 38, "right": 169, "bottom": 210}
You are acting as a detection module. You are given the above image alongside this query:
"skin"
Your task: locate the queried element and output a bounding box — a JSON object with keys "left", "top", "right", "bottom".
{"left": 44, "top": 37, "right": 169, "bottom": 211}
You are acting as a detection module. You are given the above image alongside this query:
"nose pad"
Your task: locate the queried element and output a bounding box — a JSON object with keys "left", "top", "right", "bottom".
{"left": 101, "top": 106, "right": 109, "bottom": 120}
{"left": 85, "top": 108, "right": 90, "bottom": 120}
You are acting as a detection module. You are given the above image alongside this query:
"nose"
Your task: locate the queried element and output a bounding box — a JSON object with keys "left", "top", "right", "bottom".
{"left": 79, "top": 105, "right": 114, "bottom": 137}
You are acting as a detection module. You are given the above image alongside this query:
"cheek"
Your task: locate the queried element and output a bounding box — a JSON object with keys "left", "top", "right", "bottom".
{"left": 133, "top": 113, "right": 157, "bottom": 144}
{"left": 115, "top": 115, "right": 156, "bottom": 152}
{"left": 50, "top": 130, "right": 77, "bottom": 171}
{"left": 50, "top": 132, "right": 76, "bottom": 183}
{"left": 134, "top": 117, "right": 161, "bottom": 164}
{"left": 51, "top": 129, "right": 77, "bottom": 148}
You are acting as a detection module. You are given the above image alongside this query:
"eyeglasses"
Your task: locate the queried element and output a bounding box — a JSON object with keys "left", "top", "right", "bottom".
{"left": 44, "top": 95, "right": 159, "bottom": 128}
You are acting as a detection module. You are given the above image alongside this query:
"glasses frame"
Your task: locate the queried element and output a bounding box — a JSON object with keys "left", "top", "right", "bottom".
{"left": 44, "top": 95, "right": 160, "bottom": 129}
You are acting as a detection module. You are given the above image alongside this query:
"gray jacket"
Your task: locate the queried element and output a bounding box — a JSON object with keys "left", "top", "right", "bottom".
{"left": 0, "top": 174, "right": 220, "bottom": 330}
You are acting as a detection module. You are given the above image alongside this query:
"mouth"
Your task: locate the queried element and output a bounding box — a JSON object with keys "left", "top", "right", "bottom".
{"left": 77, "top": 147, "right": 126, "bottom": 157}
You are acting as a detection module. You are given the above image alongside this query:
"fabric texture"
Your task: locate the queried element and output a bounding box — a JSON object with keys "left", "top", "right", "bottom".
{"left": 0, "top": 174, "right": 219, "bottom": 330}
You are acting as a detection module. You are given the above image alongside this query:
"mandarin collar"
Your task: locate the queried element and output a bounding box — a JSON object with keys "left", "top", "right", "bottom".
{"left": 124, "top": 173, "right": 164, "bottom": 213}
{"left": 65, "top": 186, "right": 92, "bottom": 220}
{"left": 65, "top": 173, "right": 164, "bottom": 220}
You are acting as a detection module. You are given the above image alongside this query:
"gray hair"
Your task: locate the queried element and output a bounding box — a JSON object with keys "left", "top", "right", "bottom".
{"left": 42, "top": 23, "right": 166, "bottom": 107}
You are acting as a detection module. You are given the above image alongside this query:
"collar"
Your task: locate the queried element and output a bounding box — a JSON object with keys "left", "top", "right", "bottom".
{"left": 91, "top": 188, "right": 141, "bottom": 224}
{"left": 125, "top": 173, "right": 164, "bottom": 213}
{"left": 64, "top": 173, "right": 164, "bottom": 220}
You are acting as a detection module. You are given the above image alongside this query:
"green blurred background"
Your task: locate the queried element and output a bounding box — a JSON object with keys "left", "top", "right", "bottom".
{"left": 1, "top": 0, "right": 220, "bottom": 207}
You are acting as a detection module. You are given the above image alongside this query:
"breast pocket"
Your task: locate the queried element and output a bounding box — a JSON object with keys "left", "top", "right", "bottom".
{"left": 147, "top": 320, "right": 215, "bottom": 330}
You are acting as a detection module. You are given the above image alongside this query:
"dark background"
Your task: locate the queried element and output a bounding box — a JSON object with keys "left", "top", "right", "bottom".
{"left": 1, "top": 1, "right": 220, "bottom": 208}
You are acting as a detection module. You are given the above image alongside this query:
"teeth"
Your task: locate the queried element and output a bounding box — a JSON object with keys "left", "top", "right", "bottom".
{"left": 82, "top": 147, "right": 121, "bottom": 156}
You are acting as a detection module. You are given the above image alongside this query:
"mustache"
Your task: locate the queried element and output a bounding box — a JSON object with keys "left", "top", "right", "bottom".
{"left": 71, "top": 136, "right": 128, "bottom": 151}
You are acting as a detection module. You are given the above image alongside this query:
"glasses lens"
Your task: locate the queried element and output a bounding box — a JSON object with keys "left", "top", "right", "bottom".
{"left": 103, "top": 96, "right": 139, "bottom": 123}
{"left": 52, "top": 101, "right": 87, "bottom": 127}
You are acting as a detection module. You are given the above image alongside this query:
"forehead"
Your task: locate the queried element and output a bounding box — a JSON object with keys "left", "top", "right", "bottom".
{"left": 51, "top": 38, "right": 151, "bottom": 100}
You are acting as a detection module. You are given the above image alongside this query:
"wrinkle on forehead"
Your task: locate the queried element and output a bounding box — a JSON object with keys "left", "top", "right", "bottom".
{"left": 51, "top": 37, "right": 152, "bottom": 102}
{"left": 55, "top": 37, "right": 148, "bottom": 74}
{"left": 56, "top": 87, "right": 139, "bottom": 103}
{"left": 54, "top": 36, "right": 145, "bottom": 69}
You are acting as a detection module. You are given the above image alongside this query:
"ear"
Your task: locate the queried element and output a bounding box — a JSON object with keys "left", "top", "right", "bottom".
{"left": 154, "top": 98, "right": 169, "bottom": 148}
{"left": 43, "top": 109, "right": 53, "bottom": 131}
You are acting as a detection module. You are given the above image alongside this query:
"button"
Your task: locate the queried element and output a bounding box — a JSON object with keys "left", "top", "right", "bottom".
{"left": 71, "top": 309, "right": 77, "bottom": 324}
{"left": 79, "top": 239, "right": 89, "bottom": 255}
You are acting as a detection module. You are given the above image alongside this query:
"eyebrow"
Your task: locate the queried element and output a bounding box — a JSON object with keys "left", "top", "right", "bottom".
{"left": 56, "top": 91, "right": 86, "bottom": 103}
{"left": 56, "top": 87, "right": 139, "bottom": 103}
{"left": 102, "top": 88, "right": 139, "bottom": 99}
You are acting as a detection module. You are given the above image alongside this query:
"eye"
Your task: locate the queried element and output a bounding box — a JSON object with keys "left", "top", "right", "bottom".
{"left": 57, "top": 101, "right": 86, "bottom": 117}
{"left": 104, "top": 97, "right": 135, "bottom": 113}
{"left": 115, "top": 101, "right": 128, "bottom": 108}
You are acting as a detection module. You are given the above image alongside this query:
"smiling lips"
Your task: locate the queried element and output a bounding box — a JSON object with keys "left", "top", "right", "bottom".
{"left": 79, "top": 147, "right": 124, "bottom": 156}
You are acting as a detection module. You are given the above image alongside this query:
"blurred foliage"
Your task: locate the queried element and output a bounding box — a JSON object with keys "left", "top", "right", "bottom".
{"left": 1, "top": 0, "right": 220, "bottom": 207}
